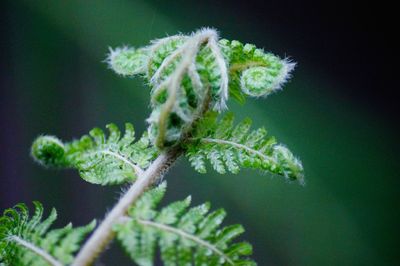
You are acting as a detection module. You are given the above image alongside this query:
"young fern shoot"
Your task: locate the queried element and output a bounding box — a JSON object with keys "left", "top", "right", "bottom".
{"left": 1, "top": 28, "right": 303, "bottom": 266}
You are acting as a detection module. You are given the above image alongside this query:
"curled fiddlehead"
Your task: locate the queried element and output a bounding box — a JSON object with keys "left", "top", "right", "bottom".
{"left": 107, "top": 28, "right": 294, "bottom": 150}
{"left": 108, "top": 29, "right": 228, "bottom": 149}
{"left": 219, "top": 39, "right": 295, "bottom": 100}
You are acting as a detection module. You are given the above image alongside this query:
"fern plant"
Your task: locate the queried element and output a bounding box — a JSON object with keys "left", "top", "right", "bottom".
{"left": 1, "top": 28, "right": 304, "bottom": 265}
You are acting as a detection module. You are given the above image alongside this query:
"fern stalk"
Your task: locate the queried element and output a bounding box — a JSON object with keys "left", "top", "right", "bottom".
{"left": 72, "top": 148, "right": 182, "bottom": 266}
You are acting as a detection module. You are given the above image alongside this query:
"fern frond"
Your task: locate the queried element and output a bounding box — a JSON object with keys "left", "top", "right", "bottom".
{"left": 186, "top": 112, "right": 304, "bottom": 184}
{"left": 114, "top": 182, "right": 256, "bottom": 266}
{"left": 31, "top": 123, "right": 158, "bottom": 185}
{"left": 108, "top": 30, "right": 228, "bottom": 149}
{"left": 218, "top": 39, "right": 295, "bottom": 102}
{"left": 0, "top": 202, "right": 95, "bottom": 266}
{"left": 107, "top": 30, "right": 294, "bottom": 149}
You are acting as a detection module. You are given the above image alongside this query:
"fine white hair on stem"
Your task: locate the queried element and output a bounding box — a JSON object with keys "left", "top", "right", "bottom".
{"left": 150, "top": 28, "right": 227, "bottom": 147}
{"left": 72, "top": 150, "right": 182, "bottom": 266}
{"left": 148, "top": 35, "right": 187, "bottom": 56}
{"left": 150, "top": 28, "right": 227, "bottom": 107}
{"left": 150, "top": 42, "right": 187, "bottom": 85}
{"left": 156, "top": 29, "right": 224, "bottom": 98}
{"left": 208, "top": 38, "right": 229, "bottom": 110}
{"left": 187, "top": 62, "right": 204, "bottom": 97}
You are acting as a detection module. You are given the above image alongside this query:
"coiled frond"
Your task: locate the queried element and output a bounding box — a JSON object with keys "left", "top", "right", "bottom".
{"left": 219, "top": 39, "right": 295, "bottom": 102}
{"left": 114, "top": 182, "right": 256, "bottom": 266}
{"left": 146, "top": 29, "right": 228, "bottom": 148}
{"left": 107, "top": 29, "right": 228, "bottom": 149}
{"left": 31, "top": 123, "right": 158, "bottom": 185}
{"left": 186, "top": 112, "right": 304, "bottom": 184}
{"left": 0, "top": 202, "right": 95, "bottom": 266}
{"left": 107, "top": 29, "right": 293, "bottom": 149}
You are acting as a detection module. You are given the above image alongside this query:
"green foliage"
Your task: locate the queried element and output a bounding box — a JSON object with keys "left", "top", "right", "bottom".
{"left": 107, "top": 29, "right": 293, "bottom": 149}
{"left": 114, "top": 183, "right": 256, "bottom": 266}
{"left": 186, "top": 112, "right": 304, "bottom": 184}
{"left": 0, "top": 202, "right": 95, "bottom": 266}
{"left": 31, "top": 123, "right": 158, "bottom": 185}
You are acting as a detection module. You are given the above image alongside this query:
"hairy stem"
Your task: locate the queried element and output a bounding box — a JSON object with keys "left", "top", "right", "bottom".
{"left": 9, "top": 236, "right": 63, "bottom": 266}
{"left": 72, "top": 147, "right": 182, "bottom": 266}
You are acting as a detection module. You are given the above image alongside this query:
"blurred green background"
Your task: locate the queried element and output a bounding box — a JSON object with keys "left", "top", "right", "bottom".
{"left": 1, "top": 1, "right": 398, "bottom": 265}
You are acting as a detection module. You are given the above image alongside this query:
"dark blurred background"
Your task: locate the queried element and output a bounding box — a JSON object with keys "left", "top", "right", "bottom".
{"left": 1, "top": 1, "right": 398, "bottom": 265}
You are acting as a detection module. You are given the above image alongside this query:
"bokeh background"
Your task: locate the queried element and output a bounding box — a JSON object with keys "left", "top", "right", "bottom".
{"left": 1, "top": 1, "right": 398, "bottom": 265}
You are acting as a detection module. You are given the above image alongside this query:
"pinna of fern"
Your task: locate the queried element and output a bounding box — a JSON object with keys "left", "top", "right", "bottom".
{"left": 0, "top": 202, "right": 95, "bottom": 266}
{"left": 31, "top": 123, "right": 158, "bottom": 186}
{"left": 114, "top": 182, "right": 256, "bottom": 266}
{"left": 186, "top": 112, "right": 304, "bottom": 184}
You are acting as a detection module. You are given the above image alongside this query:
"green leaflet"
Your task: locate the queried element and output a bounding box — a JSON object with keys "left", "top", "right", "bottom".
{"left": 186, "top": 112, "right": 304, "bottom": 184}
{"left": 219, "top": 39, "right": 295, "bottom": 101}
{"left": 114, "top": 182, "right": 256, "bottom": 266}
{"left": 0, "top": 202, "right": 95, "bottom": 266}
{"left": 31, "top": 123, "right": 158, "bottom": 185}
{"left": 107, "top": 46, "right": 149, "bottom": 76}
